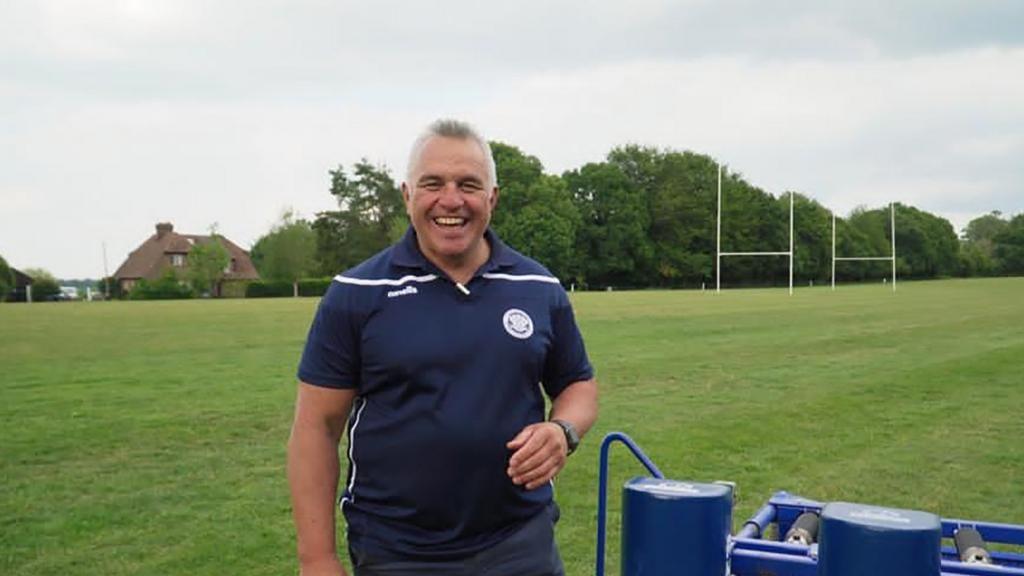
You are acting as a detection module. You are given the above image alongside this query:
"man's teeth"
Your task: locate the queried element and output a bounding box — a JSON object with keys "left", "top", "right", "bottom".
{"left": 434, "top": 217, "right": 465, "bottom": 226}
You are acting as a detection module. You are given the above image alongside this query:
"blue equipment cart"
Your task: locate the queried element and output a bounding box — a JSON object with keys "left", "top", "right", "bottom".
{"left": 595, "top": 432, "right": 1024, "bottom": 576}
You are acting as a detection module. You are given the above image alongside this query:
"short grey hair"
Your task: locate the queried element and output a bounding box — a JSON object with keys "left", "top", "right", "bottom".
{"left": 406, "top": 119, "right": 498, "bottom": 189}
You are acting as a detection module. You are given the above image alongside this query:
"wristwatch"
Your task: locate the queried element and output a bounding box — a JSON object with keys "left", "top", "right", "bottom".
{"left": 550, "top": 419, "right": 580, "bottom": 455}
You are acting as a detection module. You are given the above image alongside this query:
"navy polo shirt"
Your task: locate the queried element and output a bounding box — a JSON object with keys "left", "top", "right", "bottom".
{"left": 297, "top": 227, "right": 593, "bottom": 561}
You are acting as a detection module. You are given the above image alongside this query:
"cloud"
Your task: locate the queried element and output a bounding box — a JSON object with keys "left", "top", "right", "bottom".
{"left": 2, "top": 1, "right": 1023, "bottom": 276}
{"left": 471, "top": 48, "right": 1023, "bottom": 224}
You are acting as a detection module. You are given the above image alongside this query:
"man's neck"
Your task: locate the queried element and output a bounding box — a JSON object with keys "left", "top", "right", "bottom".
{"left": 424, "top": 239, "right": 490, "bottom": 285}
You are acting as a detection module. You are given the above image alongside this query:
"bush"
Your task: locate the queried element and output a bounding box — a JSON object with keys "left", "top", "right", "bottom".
{"left": 219, "top": 281, "right": 249, "bottom": 299}
{"left": 98, "top": 276, "right": 124, "bottom": 300}
{"left": 245, "top": 280, "right": 294, "bottom": 298}
{"left": 130, "top": 270, "right": 194, "bottom": 300}
{"left": 32, "top": 278, "right": 62, "bottom": 301}
{"left": 298, "top": 278, "right": 332, "bottom": 297}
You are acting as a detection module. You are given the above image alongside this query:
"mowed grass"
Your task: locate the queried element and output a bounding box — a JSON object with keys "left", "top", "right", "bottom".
{"left": 1, "top": 278, "right": 1022, "bottom": 575}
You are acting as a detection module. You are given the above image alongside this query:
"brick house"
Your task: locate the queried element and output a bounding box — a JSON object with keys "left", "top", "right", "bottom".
{"left": 113, "top": 222, "right": 260, "bottom": 296}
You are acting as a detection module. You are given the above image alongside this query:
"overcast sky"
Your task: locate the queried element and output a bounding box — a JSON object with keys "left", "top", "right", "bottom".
{"left": 3, "top": 1, "right": 1022, "bottom": 279}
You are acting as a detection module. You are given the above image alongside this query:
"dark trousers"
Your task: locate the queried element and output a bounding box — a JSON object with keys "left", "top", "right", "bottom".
{"left": 351, "top": 505, "right": 565, "bottom": 576}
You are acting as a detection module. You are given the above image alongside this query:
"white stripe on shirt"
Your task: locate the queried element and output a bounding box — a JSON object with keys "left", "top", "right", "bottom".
{"left": 339, "top": 398, "right": 368, "bottom": 510}
{"left": 482, "top": 273, "right": 561, "bottom": 284}
{"left": 333, "top": 274, "right": 438, "bottom": 287}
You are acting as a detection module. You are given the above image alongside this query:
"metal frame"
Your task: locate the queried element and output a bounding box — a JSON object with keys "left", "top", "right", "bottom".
{"left": 717, "top": 164, "right": 794, "bottom": 294}
{"left": 594, "top": 432, "right": 1024, "bottom": 576}
{"left": 832, "top": 203, "right": 897, "bottom": 291}
{"left": 736, "top": 492, "right": 1024, "bottom": 576}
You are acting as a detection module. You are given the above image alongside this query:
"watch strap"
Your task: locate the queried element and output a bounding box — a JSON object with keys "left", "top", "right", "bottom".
{"left": 550, "top": 418, "right": 580, "bottom": 455}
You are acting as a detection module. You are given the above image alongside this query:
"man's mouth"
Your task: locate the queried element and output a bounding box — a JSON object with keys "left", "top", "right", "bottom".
{"left": 433, "top": 216, "right": 466, "bottom": 228}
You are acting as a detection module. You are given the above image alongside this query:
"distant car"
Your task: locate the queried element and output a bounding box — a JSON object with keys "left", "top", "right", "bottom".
{"left": 49, "top": 286, "right": 80, "bottom": 301}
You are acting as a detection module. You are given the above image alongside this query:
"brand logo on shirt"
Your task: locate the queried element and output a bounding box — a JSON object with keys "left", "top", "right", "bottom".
{"left": 502, "top": 308, "right": 534, "bottom": 339}
{"left": 387, "top": 285, "right": 418, "bottom": 298}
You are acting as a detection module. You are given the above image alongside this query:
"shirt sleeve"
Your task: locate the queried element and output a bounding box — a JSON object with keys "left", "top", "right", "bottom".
{"left": 296, "top": 284, "right": 361, "bottom": 389}
{"left": 541, "top": 288, "right": 594, "bottom": 398}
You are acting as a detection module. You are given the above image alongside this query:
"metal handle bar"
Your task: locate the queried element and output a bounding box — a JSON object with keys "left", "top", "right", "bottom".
{"left": 595, "top": 432, "right": 665, "bottom": 576}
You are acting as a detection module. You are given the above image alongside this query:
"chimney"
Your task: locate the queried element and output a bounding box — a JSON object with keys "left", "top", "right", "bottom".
{"left": 156, "top": 222, "right": 173, "bottom": 238}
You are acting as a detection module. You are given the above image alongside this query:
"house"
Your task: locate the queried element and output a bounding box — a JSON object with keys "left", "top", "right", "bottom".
{"left": 113, "top": 222, "right": 260, "bottom": 296}
{"left": 5, "top": 268, "right": 34, "bottom": 302}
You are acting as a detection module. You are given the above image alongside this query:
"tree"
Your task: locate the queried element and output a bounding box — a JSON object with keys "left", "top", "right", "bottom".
{"left": 489, "top": 143, "right": 580, "bottom": 281}
{"left": 495, "top": 174, "right": 580, "bottom": 281}
{"left": 0, "top": 254, "right": 13, "bottom": 301}
{"left": 962, "top": 211, "right": 1008, "bottom": 244}
{"left": 187, "top": 232, "right": 230, "bottom": 297}
{"left": 649, "top": 151, "right": 722, "bottom": 286}
{"left": 791, "top": 193, "right": 832, "bottom": 284}
{"left": 958, "top": 241, "right": 997, "bottom": 277}
{"left": 563, "top": 162, "right": 651, "bottom": 288}
{"left": 489, "top": 141, "right": 545, "bottom": 233}
{"left": 313, "top": 160, "right": 405, "bottom": 275}
{"left": 23, "top": 267, "right": 61, "bottom": 300}
{"left": 960, "top": 211, "right": 1008, "bottom": 276}
{"left": 251, "top": 209, "right": 317, "bottom": 295}
{"left": 993, "top": 213, "right": 1024, "bottom": 275}
{"left": 889, "top": 204, "right": 958, "bottom": 278}
{"left": 606, "top": 146, "right": 791, "bottom": 287}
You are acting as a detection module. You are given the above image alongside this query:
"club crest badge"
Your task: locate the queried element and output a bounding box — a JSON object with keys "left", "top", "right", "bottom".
{"left": 502, "top": 308, "right": 534, "bottom": 339}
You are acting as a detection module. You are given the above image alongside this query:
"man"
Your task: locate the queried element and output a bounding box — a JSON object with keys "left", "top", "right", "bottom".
{"left": 288, "top": 119, "right": 599, "bottom": 575}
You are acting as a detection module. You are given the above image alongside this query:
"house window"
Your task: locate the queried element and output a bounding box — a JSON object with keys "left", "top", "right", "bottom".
{"left": 224, "top": 259, "right": 235, "bottom": 274}
{"left": 171, "top": 254, "right": 185, "bottom": 267}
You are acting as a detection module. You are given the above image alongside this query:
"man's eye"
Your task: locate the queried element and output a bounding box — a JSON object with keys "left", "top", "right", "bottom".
{"left": 420, "top": 181, "right": 443, "bottom": 191}
{"left": 461, "top": 182, "right": 483, "bottom": 192}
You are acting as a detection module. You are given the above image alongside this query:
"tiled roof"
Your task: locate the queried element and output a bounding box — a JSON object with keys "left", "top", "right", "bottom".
{"left": 113, "top": 223, "right": 260, "bottom": 281}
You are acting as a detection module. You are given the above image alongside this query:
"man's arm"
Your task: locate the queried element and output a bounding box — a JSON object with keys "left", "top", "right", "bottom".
{"left": 506, "top": 378, "right": 599, "bottom": 490}
{"left": 288, "top": 382, "right": 358, "bottom": 576}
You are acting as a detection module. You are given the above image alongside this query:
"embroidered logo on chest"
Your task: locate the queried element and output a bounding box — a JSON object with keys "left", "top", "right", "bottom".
{"left": 502, "top": 308, "right": 534, "bottom": 339}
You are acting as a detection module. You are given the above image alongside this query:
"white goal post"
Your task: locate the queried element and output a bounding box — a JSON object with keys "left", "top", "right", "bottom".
{"left": 831, "top": 203, "right": 896, "bottom": 292}
{"left": 716, "top": 164, "right": 794, "bottom": 295}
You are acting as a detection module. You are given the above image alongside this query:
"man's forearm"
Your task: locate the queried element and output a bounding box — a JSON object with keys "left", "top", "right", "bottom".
{"left": 550, "top": 378, "right": 599, "bottom": 440}
{"left": 288, "top": 421, "right": 343, "bottom": 568}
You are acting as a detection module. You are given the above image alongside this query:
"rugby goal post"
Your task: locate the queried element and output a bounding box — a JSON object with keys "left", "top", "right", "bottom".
{"left": 831, "top": 203, "right": 896, "bottom": 292}
{"left": 716, "top": 164, "right": 794, "bottom": 295}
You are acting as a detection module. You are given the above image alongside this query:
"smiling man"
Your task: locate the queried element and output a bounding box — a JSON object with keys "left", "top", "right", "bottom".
{"left": 288, "top": 119, "right": 599, "bottom": 576}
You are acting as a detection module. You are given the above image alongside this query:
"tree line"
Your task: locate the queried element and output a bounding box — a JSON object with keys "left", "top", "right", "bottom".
{"left": 250, "top": 143, "right": 1023, "bottom": 289}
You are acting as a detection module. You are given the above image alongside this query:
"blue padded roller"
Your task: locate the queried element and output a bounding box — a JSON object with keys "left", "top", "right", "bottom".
{"left": 819, "top": 501, "right": 941, "bottom": 576}
{"left": 621, "top": 478, "right": 732, "bottom": 576}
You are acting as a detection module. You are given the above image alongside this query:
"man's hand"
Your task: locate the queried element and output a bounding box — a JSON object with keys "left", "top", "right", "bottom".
{"left": 506, "top": 422, "right": 568, "bottom": 490}
{"left": 300, "top": 556, "right": 347, "bottom": 576}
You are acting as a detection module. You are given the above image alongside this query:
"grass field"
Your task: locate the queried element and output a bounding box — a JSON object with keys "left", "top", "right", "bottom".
{"left": 2, "top": 278, "right": 1022, "bottom": 575}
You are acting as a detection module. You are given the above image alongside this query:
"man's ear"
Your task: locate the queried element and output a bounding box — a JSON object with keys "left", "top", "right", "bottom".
{"left": 490, "top": 186, "right": 500, "bottom": 210}
{"left": 401, "top": 182, "right": 412, "bottom": 211}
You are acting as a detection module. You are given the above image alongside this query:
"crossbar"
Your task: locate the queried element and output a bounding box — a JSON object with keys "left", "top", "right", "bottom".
{"left": 717, "top": 163, "right": 794, "bottom": 294}
{"left": 832, "top": 204, "right": 896, "bottom": 291}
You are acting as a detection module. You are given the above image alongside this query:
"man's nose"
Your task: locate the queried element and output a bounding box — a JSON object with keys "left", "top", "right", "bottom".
{"left": 437, "top": 182, "right": 464, "bottom": 207}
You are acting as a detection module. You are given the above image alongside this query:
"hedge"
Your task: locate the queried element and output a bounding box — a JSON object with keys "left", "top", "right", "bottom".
{"left": 245, "top": 278, "right": 333, "bottom": 298}
{"left": 245, "top": 280, "right": 294, "bottom": 298}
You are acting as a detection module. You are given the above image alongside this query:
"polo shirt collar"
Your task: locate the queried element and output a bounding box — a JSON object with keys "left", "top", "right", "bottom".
{"left": 391, "top": 226, "right": 516, "bottom": 273}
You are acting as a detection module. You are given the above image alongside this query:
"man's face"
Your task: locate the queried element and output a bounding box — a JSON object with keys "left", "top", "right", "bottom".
{"left": 402, "top": 136, "right": 498, "bottom": 267}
